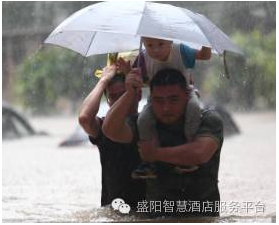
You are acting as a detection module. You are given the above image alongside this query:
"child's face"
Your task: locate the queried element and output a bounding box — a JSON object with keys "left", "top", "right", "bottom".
{"left": 142, "top": 37, "right": 172, "bottom": 61}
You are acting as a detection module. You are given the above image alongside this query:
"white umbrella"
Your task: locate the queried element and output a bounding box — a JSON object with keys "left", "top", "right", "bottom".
{"left": 44, "top": 1, "right": 243, "bottom": 57}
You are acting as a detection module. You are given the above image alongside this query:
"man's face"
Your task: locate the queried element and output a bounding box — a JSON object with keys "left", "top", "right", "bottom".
{"left": 143, "top": 37, "right": 172, "bottom": 61}
{"left": 106, "top": 81, "right": 126, "bottom": 106}
{"left": 151, "top": 84, "right": 188, "bottom": 125}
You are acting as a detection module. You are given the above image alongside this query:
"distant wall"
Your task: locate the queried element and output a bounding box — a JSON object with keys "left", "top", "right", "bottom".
{"left": 2, "top": 1, "right": 94, "bottom": 102}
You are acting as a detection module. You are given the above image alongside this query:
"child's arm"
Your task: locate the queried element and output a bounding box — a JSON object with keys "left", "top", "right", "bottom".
{"left": 180, "top": 44, "right": 211, "bottom": 69}
{"left": 195, "top": 46, "right": 211, "bottom": 60}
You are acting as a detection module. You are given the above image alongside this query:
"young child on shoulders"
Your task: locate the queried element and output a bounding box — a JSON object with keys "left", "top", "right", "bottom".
{"left": 118, "top": 37, "right": 211, "bottom": 179}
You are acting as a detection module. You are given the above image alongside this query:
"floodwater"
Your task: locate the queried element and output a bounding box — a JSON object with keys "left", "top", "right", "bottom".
{"left": 2, "top": 111, "right": 276, "bottom": 222}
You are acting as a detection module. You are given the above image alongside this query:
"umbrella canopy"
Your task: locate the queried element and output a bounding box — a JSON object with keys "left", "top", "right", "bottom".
{"left": 44, "top": 1, "right": 243, "bottom": 57}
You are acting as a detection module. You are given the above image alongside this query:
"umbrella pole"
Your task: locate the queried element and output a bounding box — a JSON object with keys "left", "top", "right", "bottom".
{"left": 137, "top": 38, "right": 143, "bottom": 69}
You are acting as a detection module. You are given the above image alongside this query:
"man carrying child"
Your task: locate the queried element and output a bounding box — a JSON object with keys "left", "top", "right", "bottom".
{"left": 102, "top": 68, "right": 223, "bottom": 217}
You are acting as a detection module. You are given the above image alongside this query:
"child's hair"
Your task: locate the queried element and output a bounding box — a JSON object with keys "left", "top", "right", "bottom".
{"left": 150, "top": 68, "right": 187, "bottom": 92}
{"left": 104, "top": 73, "right": 125, "bottom": 96}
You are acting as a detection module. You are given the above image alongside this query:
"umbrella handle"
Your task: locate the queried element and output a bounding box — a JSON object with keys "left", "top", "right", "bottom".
{"left": 137, "top": 38, "right": 143, "bottom": 69}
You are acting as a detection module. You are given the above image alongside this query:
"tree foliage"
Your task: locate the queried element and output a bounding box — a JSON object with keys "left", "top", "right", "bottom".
{"left": 15, "top": 47, "right": 105, "bottom": 114}
{"left": 202, "top": 30, "right": 276, "bottom": 110}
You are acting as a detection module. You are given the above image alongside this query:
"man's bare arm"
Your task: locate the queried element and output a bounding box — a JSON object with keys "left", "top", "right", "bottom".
{"left": 102, "top": 69, "right": 142, "bottom": 143}
{"left": 78, "top": 65, "right": 116, "bottom": 138}
{"left": 138, "top": 136, "right": 219, "bottom": 166}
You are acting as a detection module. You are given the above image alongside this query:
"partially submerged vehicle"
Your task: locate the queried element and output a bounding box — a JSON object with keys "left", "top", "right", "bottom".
{"left": 58, "top": 125, "right": 89, "bottom": 147}
{"left": 212, "top": 105, "right": 240, "bottom": 137}
{"left": 2, "top": 102, "right": 48, "bottom": 140}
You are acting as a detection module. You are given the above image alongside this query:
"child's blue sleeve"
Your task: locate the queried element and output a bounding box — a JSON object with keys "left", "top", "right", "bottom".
{"left": 180, "top": 44, "right": 196, "bottom": 69}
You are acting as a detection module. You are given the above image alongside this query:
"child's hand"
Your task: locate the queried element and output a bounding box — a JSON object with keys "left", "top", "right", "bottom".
{"left": 196, "top": 46, "right": 211, "bottom": 60}
{"left": 116, "top": 57, "right": 131, "bottom": 75}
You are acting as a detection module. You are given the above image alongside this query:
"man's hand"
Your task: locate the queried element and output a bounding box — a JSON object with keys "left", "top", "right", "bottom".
{"left": 125, "top": 68, "right": 143, "bottom": 93}
{"left": 138, "top": 137, "right": 159, "bottom": 162}
{"left": 116, "top": 57, "right": 131, "bottom": 75}
{"left": 100, "top": 65, "right": 117, "bottom": 83}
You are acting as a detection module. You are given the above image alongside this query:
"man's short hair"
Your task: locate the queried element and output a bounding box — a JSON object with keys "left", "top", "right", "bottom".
{"left": 104, "top": 73, "right": 125, "bottom": 96}
{"left": 150, "top": 68, "right": 188, "bottom": 92}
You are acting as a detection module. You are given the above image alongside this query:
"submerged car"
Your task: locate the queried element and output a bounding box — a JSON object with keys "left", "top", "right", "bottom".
{"left": 58, "top": 125, "right": 89, "bottom": 147}
{"left": 2, "top": 102, "right": 47, "bottom": 140}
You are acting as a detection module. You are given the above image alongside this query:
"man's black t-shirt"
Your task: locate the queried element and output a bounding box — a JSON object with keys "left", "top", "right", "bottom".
{"left": 132, "top": 108, "right": 224, "bottom": 217}
{"left": 89, "top": 114, "right": 145, "bottom": 208}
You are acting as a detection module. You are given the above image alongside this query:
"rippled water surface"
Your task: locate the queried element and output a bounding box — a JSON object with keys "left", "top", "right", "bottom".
{"left": 2, "top": 112, "right": 276, "bottom": 222}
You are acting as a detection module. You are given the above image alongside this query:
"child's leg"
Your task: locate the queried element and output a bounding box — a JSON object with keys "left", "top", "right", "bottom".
{"left": 137, "top": 100, "right": 157, "bottom": 141}
{"left": 133, "top": 99, "right": 158, "bottom": 179}
{"left": 185, "top": 91, "right": 203, "bottom": 140}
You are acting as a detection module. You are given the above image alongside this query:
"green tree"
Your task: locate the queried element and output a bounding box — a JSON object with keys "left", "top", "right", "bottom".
{"left": 15, "top": 46, "right": 105, "bottom": 115}
{"left": 203, "top": 30, "right": 276, "bottom": 110}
